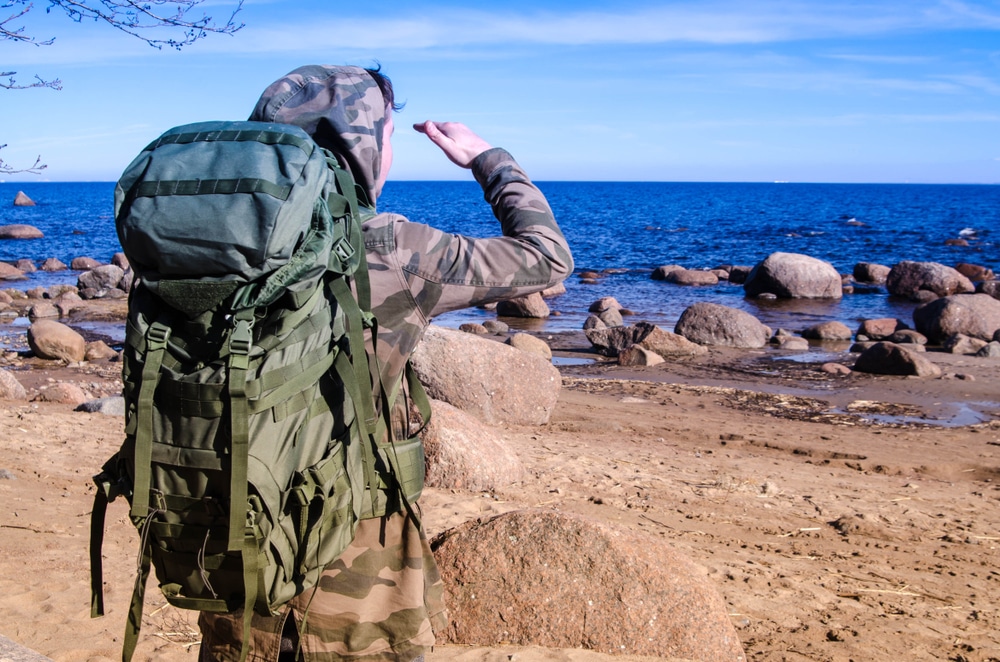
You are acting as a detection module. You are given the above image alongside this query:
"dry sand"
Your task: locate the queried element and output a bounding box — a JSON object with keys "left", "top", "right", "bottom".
{"left": 1, "top": 323, "right": 999, "bottom": 661}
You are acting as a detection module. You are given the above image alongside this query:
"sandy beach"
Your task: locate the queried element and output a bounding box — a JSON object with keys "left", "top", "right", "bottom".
{"left": 1, "top": 300, "right": 999, "bottom": 662}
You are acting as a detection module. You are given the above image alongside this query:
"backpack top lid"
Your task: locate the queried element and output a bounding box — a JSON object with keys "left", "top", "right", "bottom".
{"left": 114, "top": 121, "right": 334, "bottom": 311}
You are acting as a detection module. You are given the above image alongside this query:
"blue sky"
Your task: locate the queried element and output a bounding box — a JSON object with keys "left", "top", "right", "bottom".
{"left": 2, "top": 0, "right": 999, "bottom": 183}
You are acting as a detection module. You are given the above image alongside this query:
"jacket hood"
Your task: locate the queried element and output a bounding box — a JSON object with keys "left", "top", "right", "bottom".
{"left": 249, "top": 64, "right": 387, "bottom": 208}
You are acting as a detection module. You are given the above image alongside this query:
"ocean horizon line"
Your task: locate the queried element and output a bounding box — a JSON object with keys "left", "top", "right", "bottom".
{"left": 3, "top": 179, "right": 999, "bottom": 187}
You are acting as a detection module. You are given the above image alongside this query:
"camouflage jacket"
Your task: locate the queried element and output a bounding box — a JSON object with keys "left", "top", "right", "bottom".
{"left": 364, "top": 146, "right": 573, "bottom": 394}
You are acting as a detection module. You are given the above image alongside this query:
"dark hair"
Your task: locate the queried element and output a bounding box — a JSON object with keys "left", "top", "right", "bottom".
{"left": 365, "top": 64, "right": 404, "bottom": 113}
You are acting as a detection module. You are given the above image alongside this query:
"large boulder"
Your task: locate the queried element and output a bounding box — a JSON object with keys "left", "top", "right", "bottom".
{"left": 675, "top": 302, "right": 771, "bottom": 348}
{"left": 0, "top": 223, "right": 43, "bottom": 238}
{"left": 852, "top": 342, "right": 941, "bottom": 377}
{"left": 422, "top": 399, "right": 524, "bottom": 491}
{"left": 26, "top": 319, "right": 86, "bottom": 363}
{"left": 410, "top": 325, "right": 560, "bottom": 426}
{"left": 886, "top": 261, "right": 974, "bottom": 299}
{"left": 913, "top": 294, "right": 1000, "bottom": 344}
{"left": 744, "top": 252, "right": 842, "bottom": 299}
{"left": 432, "top": 510, "right": 745, "bottom": 662}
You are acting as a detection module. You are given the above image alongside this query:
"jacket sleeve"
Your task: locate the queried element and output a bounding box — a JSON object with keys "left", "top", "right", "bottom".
{"left": 392, "top": 147, "right": 574, "bottom": 321}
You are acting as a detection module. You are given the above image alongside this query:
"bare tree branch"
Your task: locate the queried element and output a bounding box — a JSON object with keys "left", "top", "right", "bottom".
{"left": 0, "top": 145, "right": 47, "bottom": 174}
{"left": 1, "top": 70, "right": 63, "bottom": 89}
{"left": 2, "top": 0, "right": 244, "bottom": 49}
{"left": 2, "top": 0, "right": 243, "bottom": 175}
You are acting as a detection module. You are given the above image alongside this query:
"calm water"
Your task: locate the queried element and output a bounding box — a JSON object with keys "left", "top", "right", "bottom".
{"left": 2, "top": 181, "right": 998, "bottom": 335}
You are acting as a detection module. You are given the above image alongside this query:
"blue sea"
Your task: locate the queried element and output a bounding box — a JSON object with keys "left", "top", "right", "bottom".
{"left": 2, "top": 181, "right": 998, "bottom": 336}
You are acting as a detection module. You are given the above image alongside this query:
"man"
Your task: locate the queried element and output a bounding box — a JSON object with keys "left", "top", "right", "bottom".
{"left": 198, "top": 64, "right": 573, "bottom": 662}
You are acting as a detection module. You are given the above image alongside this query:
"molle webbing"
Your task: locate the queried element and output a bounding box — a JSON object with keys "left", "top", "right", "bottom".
{"left": 143, "top": 127, "right": 315, "bottom": 155}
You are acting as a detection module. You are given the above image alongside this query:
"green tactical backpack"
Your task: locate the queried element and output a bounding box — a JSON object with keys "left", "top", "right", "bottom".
{"left": 88, "top": 121, "right": 427, "bottom": 662}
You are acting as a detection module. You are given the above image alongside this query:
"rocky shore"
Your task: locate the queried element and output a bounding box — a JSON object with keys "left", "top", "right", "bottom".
{"left": 1, "top": 248, "right": 1000, "bottom": 661}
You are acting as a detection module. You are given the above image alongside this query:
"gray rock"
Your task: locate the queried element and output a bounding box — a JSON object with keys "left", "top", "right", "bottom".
{"left": 432, "top": 510, "right": 746, "bottom": 661}
{"left": 0, "top": 223, "right": 42, "bottom": 238}
{"left": 886, "top": 261, "right": 974, "bottom": 299}
{"left": 585, "top": 324, "right": 648, "bottom": 357}
{"left": 978, "top": 280, "right": 1000, "bottom": 300}
{"left": 40, "top": 258, "right": 67, "bottom": 272}
{"left": 77, "top": 264, "right": 125, "bottom": 292}
{"left": 853, "top": 262, "right": 891, "bottom": 284}
{"left": 942, "top": 334, "right": 989, "bottom": 355}
{"left": 890, "top": 329, "right": 928, "bottom": 345}
{"left": 801, "top": 321, "right": 853, "bottom": 341}
{"left": 495, "top": 292, "right": 550, "bottom": 319}
{"left": 819, "top": 362, "right": 852, "bottom": 375}
{"left": 618, "top": 345, "right": 665, "bottom": 366}
{"left": 650, "top": 264, "right": 685, "bottom": 281}
{"left": 0, "top": 262, "right": 26, "bottom": 281}
{"left": 675, "top": 302, "right": 771, "bottom": 348}
{"left": 85, "top": 340, "right": 119, "bottom": 361}
{"left": 458, "top": 323, "right": 489, "bottom": 335}
{"left": 913, "top": 294, "right": 1000, "bottom": 344}
{"left": 481, "top": 320, "right": 509, "bottom": 335}
{"left": 70, "top": 256, "right": 102, "bottom": 270}
{"left": 666, "top": 268, "right": 719, "bottom": 286}
{"left": 637, "top": 325, "right": 708, "bottom": 357}
{"left": 955, "top": 263, "right": 994, "bottom": 282}
{"left": 597, "top": 307, "right": 623, "bottom": 327}
{"left": 727, "top": 265, "right": 752, "bottom": 284}
{"left": 853, "top": 342, "right": 941, "bottom": 377}
{"left": 12, "top": 191, "right": 36, "bottom": 207}
{"left": 975, "top": 341, "right": 1000, "bottom": 358}
{"left": 422, "top": 399, "right": 524, "bottom": 491}
{"left": 111, "top": 252, "right": 130, "bottom": 270}
{"left": 26, "top": 319, "right": 86, "bottom": 363}
{"left": 774, "top": 335, "right": 810, "bottom": 351}
{"left": 582, "top": 314, "right": 606, "bottom": 331}
{"left": 0, "top": 369, "right": 27, "bottom": 401}
{"left": 410, "top": 325, "right": 560, "bottom": 426}
{"left": 27, "top": 302, "right": 59, "bottom": 320}
{"left": 33, "top": 382, "right": 89, "bottom": 405}
{"left": 539, "top": 281, "right": 566, "bottom": 298}
{"left": 76, "top": 396, "right": 126, "bottom": 416}
{"left": 588, "top": 296, "right": 622, "bottom": 313}
{"left": 744, "top": 252, "right": 842, "bottom": 299}
{"left": 14, "top": 259, "right": 36, "bottom": 273}
{"left": 857, "top": 318, "right": 906, "bottom": 341}
{"left": 506, "top": 333, "right": 552, "bottom": 360}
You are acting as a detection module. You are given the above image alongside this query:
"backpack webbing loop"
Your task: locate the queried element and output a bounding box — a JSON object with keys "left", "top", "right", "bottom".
{"left": 130, "top": 321, "right": 171, "bottom": 520}
{"left": 226, "top": 311, "right": 254, "bottom": 552}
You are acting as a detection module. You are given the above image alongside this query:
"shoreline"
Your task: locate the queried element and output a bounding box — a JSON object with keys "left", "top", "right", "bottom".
{"left": 1, "top": 295, "right": 1000, "bottom": 661}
